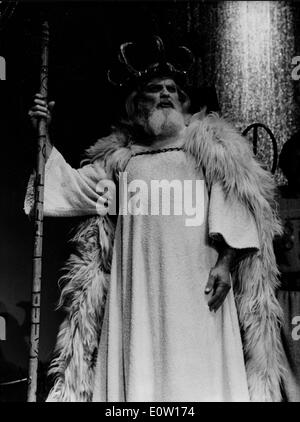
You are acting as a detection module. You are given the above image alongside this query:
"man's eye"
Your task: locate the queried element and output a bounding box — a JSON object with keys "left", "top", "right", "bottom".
{"left": 146, "top": 85, "right": 161, "bottom": 93}
{"left": 167, "top": 86, "right": 177, "bottom": 93}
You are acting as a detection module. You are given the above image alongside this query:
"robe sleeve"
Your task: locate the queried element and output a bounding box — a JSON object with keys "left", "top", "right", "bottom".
{"left": 24, "top": 146, "right": 108, "bottom": 217}
{"left": 208, "top": 182, "right": 260, "bottom": 251}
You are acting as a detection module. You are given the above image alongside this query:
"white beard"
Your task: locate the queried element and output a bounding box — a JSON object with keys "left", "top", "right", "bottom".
{"left": 134, "top": 107, "right": 185, "bottom": 138}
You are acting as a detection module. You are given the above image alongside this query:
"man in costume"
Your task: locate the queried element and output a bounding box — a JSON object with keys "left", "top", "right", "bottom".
{"left": 26, "top": 37, "right": 285, "bottom": 402}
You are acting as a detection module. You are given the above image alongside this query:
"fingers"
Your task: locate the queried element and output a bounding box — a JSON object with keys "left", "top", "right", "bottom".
{"left": 208, "top": 283, "right": 230, "bottom": 312}
{"left": 28, "top": 108, "right": 49, "bottom": 120}
{"left": 205, "top": 265, "right": 232, "bottom": 312}
{"left": 205, "top": 270, "right": 226, "bottom": 312}
{"left": 31, "top": 93, "right": 55, "bottom": 109}
{"left": 33, "top": 99, "right": 47, "bottom": 106}
{"left": 205, "top": 268, "right": 231, "bottom": 312}
{"left": 28, "top": 94, "right": 55, "bottom": 123}
{"left": 205, "top": 271, "right": 215, "bottom": 294}
{"left": 34, "top": 93, "right": 45, "bottom": 99}
{"left": 30, "top": 105, "right": 49, "bottom": 113}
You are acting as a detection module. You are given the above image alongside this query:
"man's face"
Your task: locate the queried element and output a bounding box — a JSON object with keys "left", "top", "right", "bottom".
{"left": 130, "top": 77, "right": 186, "bottom": 139}
{"left": 139, "top": 77, "right": 183, "bottom": 114}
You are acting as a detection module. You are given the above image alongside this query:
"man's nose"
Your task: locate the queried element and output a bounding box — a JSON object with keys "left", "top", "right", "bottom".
{"left": 160, "top": 86, "right": 170, "bottom": 97}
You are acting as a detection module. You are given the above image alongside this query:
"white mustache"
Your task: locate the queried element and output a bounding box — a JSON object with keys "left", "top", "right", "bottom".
{"left": 157, "top": 100, "right": 174, "bottom": 108}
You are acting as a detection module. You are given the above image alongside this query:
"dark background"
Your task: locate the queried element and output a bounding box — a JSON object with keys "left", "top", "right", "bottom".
{"left": 1, "top": 0, "right": 300, "bottom": 401}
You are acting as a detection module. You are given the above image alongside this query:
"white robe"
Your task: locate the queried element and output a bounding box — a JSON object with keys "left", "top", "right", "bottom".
{"left": 27, "top": 144, "right": 260, "bottom": 402}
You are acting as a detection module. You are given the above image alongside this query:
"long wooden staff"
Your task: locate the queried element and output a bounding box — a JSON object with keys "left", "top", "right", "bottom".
{"left": 27, "top": 20, "right": 49, "bottom": 402}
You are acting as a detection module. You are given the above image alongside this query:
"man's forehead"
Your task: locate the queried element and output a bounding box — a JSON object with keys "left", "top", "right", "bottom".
{"left": 144, "top": 77, "right": 177, "bottom": 87}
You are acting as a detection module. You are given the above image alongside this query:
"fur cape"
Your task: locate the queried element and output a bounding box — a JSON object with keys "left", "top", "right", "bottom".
{"left": 46, "top": 113, "right": 285, "bottom": 402}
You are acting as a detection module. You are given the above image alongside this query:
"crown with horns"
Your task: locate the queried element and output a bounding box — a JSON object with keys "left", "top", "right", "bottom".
{"left": 107, "top": 36, "right": 195, "bottom": 89}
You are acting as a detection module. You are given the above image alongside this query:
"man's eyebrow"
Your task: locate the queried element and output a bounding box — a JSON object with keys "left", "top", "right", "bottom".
{"left": 145, "top": 82, "right": 177, "bottom": 89}
{"left": 145, "top": 82, "right": 163, "bottom": 88}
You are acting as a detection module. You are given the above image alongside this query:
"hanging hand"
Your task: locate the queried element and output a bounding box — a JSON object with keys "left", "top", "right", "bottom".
{"left": 205, "top": 244, "right": 237, "bottom": 312}
{"left": 205, "top": 264, "right": 232, "bottom": 312}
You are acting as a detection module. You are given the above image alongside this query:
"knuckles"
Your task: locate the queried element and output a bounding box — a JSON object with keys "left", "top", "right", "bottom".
{"left": 29, "top": 96, "right": 52, "bottom": 121}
